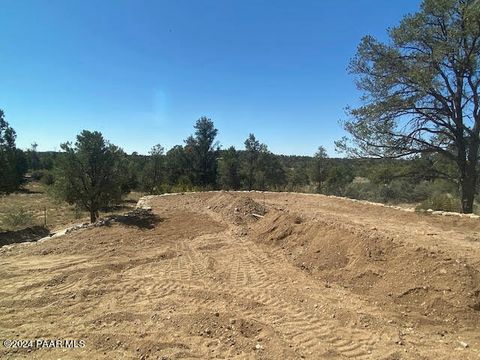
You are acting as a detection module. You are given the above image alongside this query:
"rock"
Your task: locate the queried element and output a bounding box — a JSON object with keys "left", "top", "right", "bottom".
{"left": 255, "top": 343, "right": 263, "bottom": 350}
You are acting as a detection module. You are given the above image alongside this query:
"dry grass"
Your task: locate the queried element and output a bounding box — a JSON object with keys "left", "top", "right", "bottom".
{"left": 0, "top": 181, "right": 144, "bottom": 231}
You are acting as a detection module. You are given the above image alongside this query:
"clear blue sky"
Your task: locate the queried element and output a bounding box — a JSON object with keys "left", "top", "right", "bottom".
{"left": 0, "top": 0, "right": 421, "bottom": 156}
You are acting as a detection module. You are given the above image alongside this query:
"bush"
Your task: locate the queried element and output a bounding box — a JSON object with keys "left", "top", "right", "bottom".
{"left": 30, "top": 170, "right": 55, "bottom": 185}
{"left": 41, "top": 171, "right": 55, "bottom": 185}
{"left": 416, "top": 194, "right": 460, "bottom": 212}
{"left": 2, "top": 208, "right": 34, "bottom": 229}
{"left": 343, "top": 178, "right": 459, "bottom": 205}
{"left": 410, "top": 181, "right": 433, "bottom": 202}
{"left": 344, "top": 181, "right": 378, "bottom": 201}
{"left": 31, "top": 170, "right": 46, "bottom": 181}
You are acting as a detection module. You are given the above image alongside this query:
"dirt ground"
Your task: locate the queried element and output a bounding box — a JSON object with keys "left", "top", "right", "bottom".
{"left": 1, "top": 191, "right": 480, "bottom": 359}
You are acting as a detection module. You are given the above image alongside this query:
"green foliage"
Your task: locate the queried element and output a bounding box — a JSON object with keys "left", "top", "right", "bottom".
{"left": 324, "top": 165, "right": 354, "bottom": 196}
{"left": 340, "top": 0, "right": 480, "bottom": 213}
{"left": 361, "top": 180, "right": 413, "bottom": 203}
{"left": 53, "top": 130, "right": 128, "bottom": 223}
{"left": 164, "top": 145, "right": 191, "bottom": 186}
{"left": 256, "top": 151, "right": 287, "bottom": 191}
{"left": 218, "top": 146, "right": 241, "bottom": 190}
{"left": 0, "top": 110, "right": 27, "bottom": 194}
{"left": 142, "top": 144, "right": 165, "bottom": 194}
{"left": 287, "top": 166, "right": 309, "bottom": 191}
{"left": 31, "top": 169, "right": 55, "bottom": 185}
{"left": 26, "top": 142, "right": 41, "bottom": 170}
{"left": 243, "top": 133, "right": 266, "bottom": 190}
{"left": 185, "top": 117, "right": 219, "bottom": 187}
{"left": 0, "top": 114, "right": 465, "bottom": 209}
{"left": 2, "top": 208, "right": 34, "bottom": 229}
{"left": 309, "top": 146, "right": 328, "bottom": 193}
{"left": 416, "top": 194, "right": 460, "bottom": 213}
{"left": 31, "top": 170, "right": 45, "bottom": 181}
{"left": 368, "top": 165, "right": 396, "bottom": 185}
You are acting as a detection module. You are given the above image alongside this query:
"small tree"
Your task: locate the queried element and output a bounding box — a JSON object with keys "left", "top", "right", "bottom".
{"left": 309, "top": 146, "right": 329, "bottom": 193}
{"left": 325, "top": 165, "right": 354, "bottom": 196}
{"left": 165, "top": 145, "right": 192, "bottom": 186}
{"left": 142, "top": 144, "right": 165, "bottom": 193}
{"left": 218, "top": 146, "right": 241, "bottom": 190}
{"left": 0, "top": 110, "right": 27, "bottom": 194}
{"left": 54, "top": 130, "right": 126, "bottom": 223}
{"left": 339, "top": 0, "right": 480, "bottom": 213}
{"left": 185, "top": 117, "right": 219, "bottom": 187}
{"left": 27, "top": 142, "right": 41, "bottom": 171}
{"left": 244, "top": 133, "right": 267, "bottom": 190}
{"left": 288, "top": 166, "right": 309, "bottom": 191}
{"left": 259, "top": 151, "right": 287, "bottom": 191}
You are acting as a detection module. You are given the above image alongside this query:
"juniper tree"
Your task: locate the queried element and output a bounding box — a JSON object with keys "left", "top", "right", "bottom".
{"left": 54, "top": 130, "right": 127, "bottom": 223}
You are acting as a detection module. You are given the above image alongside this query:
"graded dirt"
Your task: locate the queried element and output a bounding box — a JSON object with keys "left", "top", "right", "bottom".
{"left": 1, "top": 192, "right": 480, "bottom": 359}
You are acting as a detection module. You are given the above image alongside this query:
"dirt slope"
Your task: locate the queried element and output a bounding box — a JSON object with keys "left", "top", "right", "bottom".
{"left": 1, "top": 191, "right": 480, "bottom": 359}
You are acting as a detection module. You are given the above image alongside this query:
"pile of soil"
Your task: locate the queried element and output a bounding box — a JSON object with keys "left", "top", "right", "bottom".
{"left": 252, "top": 209, "right": 480, "bottom": 323}
{"left": 205, "top": 193, "right": 267, "bottom": 225}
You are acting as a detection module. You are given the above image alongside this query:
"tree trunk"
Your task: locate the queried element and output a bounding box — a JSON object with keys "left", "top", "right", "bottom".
{"left": 460, "top": 163, "right": 477, "bottom": 214}
{"left": 90, "top": 209, "right": 98, "bottom": 223}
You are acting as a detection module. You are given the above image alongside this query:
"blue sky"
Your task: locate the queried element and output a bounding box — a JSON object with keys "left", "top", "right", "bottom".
{"left": 0, "top": 0, "right": 421, "bottom": 156}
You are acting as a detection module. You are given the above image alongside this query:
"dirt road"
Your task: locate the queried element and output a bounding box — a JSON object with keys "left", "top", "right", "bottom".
{"left": 1, "top": 192, "right": 479, "bottom": 359}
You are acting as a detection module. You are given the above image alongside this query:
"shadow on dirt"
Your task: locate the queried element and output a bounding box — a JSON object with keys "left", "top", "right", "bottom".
{"left": 0, "top": 226, "right": 51, "bottom": 247}
{"left": 100, "top": 209, "right": 162, "bottom": 230}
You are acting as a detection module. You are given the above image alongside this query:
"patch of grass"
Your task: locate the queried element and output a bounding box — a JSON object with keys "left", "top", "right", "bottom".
{"left": 1, "top": 208, "right": 34, "bottom": 230}
{"left": 0, "top": 181, "right": 145, "bottom": 231}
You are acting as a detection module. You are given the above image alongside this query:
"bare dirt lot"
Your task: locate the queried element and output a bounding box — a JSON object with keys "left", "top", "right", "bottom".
{"left": 1, "top": 192, "right": 480, "bottom": 359}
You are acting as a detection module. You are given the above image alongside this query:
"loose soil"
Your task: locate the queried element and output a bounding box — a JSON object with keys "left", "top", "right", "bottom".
{"left": 1, "top": 191, "right": 480, "bottom": 359}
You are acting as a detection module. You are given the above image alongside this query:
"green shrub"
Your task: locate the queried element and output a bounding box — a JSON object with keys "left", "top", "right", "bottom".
{"left": 30, "top": 170, "right": 55, "bottom": 185}
{"left": 73, "top": 205, "right": 83, "bottom": 219}
{"left": 31, "top": 170, "right": 46, "bottom": 181}
{"left": 41, "top": 171, "right": 55, "bottom": 185}
{"left": 410, "top": 182, "right": 433, "bottom": 201}
{"left": 2, "top": 208, "right": 34, "bottom": 229}
{"left": 344, "top": 181, "right": 378, "bottom": 201}
{"left": 416, "top": 194, "right": 460, "bottom": 212}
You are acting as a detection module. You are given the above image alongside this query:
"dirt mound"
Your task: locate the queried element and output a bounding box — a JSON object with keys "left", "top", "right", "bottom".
{"left": 205, "top": 193, "right": 267, "bottom": 224}
{"left": 0, "top": 226, "right": 50, "bottom": 247}
{"left": 252, "top": 210, "right": 480, "bottom": 323}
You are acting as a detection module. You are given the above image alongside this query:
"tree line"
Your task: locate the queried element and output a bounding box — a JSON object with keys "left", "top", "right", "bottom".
{"left": 0, "top": 110, "right": 464, "bottom": 222}
{"left": 1, "top": 0, "right": 479, "bottom": 218}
